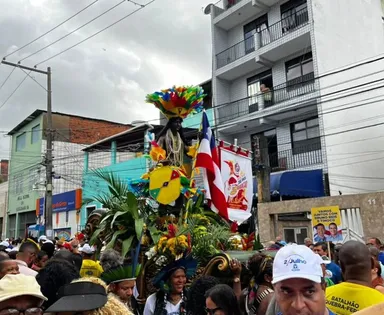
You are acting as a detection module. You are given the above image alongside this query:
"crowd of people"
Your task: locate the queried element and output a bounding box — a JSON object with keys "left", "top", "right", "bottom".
{"left": 1, "top": 234, "right": 384, "bottom": 314}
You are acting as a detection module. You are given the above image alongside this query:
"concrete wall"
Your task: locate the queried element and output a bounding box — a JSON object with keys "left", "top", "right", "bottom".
{"left": 258, "top": 191, "right": 384, "bottom": 243}
{"left": 311, "top": 0, "right": 384, "bottom": 195}
{"left": 0, "top": 182, "right": 7, "bottom": 239}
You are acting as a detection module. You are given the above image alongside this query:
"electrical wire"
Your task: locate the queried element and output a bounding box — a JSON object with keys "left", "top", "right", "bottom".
{"left": 0, "top": 70, "right": 31, "bottom": 111}
{"left": 0, "top": 68, "right": 16, "bottom": 92}
{"left": 35, "top": 0, "right": 156, "bottom": 66}
{"left": 19, "top": 0, "right": 128, "bottom": 63}
{"left": 4, "top": 0, "right": 100, "bottom": 59}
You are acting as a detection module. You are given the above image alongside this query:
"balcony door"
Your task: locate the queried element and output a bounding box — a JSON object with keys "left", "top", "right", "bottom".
{"left": 281, "top": 0, "right": 308, "bottom": 33}
{"left": 244, "top": 14, "right": 268, "bottom": 54}
{"left": 247, "top": 70, "right": 273, "bottom": 113}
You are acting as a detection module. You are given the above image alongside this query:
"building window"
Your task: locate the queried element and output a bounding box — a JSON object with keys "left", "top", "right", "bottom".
{"left": 14, "top": 173, "right": 23, "bottom": 195}
{"left": 86, "top": 205, "right": 96, "bottom": 220}
{"left": 31, "top": 124, "right": 40, "bottom": 144}
{"left": 16, "top": 133, "right": 26, "bottom": 152}
{"left": 285, "top": 52, "right": 314, "bottom": 88}
{"left": 281, "top": 0, "right": 308, "bottom": 33}
{"left": 291, "top": 117, "right": 321, "bottom": 154}
{"left": 243, "top": 14, "right": 268, "bottom": 53}
{"left": 247, "top": 70, "right": 273, "bottom": 112}
{"left": 284, "top": 227, "right": 308, "bottom": 244}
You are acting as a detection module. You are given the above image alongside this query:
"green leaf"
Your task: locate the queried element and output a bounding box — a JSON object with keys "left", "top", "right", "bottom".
{"left": 99, "top": 213, "right": 114, "bottom": 226}
{"left": 110, "top": 211, "right": 127, "bottom": 229}
{"left": 148, "top": 225, "right": 161, "bottom": 244}
{"left": 89, "top": 228, "right": 102, "bottom": 245}
{"left": 127, "top": 192, "right": 139, "bottom": 219}
{"left": 106, "top": 229, "right": 127, "bottom": 249}
{"left": 135, "top": 218, "right": 144, "bottom": 241}
{"left": 121, "top": 235, "right": 135, "bottom": 258}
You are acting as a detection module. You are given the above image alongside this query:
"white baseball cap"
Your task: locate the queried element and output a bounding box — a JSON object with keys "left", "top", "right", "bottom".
{"left": 80, "top": 244, "right": 94, "bottom": 255}
{"left": 38, "top": 235, "right": 47, "bottom": 243}
{"left": 272, "top": 244, "right": 323, "bottom": 284}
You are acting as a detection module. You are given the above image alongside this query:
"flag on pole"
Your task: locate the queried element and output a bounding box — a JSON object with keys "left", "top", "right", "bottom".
{"left": 195, "top": 111, "right": 229, "bottom": 220}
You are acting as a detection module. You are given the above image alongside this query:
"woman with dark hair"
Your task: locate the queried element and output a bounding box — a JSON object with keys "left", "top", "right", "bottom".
{"left": 41, "top": 241, "right": 55, "bottom": 259}
{"left": 241, "top": 253, "right": 274, "bottom": 315}
{"left": 205, "top": 284, "right": 241, "bottom": 315}
{"left": 144, "top": 256, "right": 197, "bottom": 315}
{"left": 187, "top": 276, "right": 220, "bottom": 315}
{"left": 36, "top": 258, "right": 80, "bottom": 310}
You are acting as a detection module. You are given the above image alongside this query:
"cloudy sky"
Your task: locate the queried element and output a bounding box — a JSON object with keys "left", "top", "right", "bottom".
{"left": 0, "top": 0, "right": 213, "bottom": 158}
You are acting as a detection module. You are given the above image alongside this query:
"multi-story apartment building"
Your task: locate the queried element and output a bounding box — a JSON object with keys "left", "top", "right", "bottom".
{"left": 206, "top": 0, "right": 384, "bottom": 195}
{"left": 6, "top": 110, "right": 130, "bottom": 238}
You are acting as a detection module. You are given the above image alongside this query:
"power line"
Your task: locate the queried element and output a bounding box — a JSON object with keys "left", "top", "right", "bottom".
{"left": 3, "top": 0, "right": 100, "bottom": 59}
{"left": 0, "top": 70, "right": 31, "bottom": 111}
{"left": 35, "top": 0, "right": 156, "bottom": 66}
{"left": 0, "top": 68, "right": 16, "bottom": 92}
{"left": 19, "top": 0, "right": 128, "bottom": 63}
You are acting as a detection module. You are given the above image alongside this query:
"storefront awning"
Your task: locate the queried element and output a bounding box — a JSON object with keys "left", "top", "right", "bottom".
{"left": 253, "top": 169, "right": 325, "bottom": 198}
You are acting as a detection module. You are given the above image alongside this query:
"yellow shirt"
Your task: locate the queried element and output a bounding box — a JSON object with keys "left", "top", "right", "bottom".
{"left": 80, "top": 259, "right": 103, "bottom": 278}
{"left": 326, "top": 282, "right": 384, "bottom": 315}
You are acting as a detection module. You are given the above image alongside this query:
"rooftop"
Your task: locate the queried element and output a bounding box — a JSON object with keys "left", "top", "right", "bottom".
{"left": 7, "top": 109, "right": 130, "bottom": 135}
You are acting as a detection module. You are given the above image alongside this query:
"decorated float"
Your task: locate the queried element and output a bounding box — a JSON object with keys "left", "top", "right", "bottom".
{"left": 83, "top": 85, "right": 274, "bottom": 305}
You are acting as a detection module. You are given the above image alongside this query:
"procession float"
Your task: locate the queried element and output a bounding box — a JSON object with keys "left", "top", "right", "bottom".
{"left": 83, "top": 85, "right": 274, "bottom": 304}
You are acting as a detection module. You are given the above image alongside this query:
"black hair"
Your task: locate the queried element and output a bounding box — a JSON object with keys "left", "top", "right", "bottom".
{"left": 205, "top": 284, "right": 241, "bottom": 315}
{"left": 36, "top": 250, "right": 48, "bottom": 261}
{"left": 54, "top": 251, "right": 83, "bottom": 272}
{"left": 315, "top": 241, "right": 335, "bottom": 254}
{"left": 0, "top": 253, "right": 10, "bottom": 262}
{"left": 8, "top": 251, "right": 16, "bottom": 260}
{"left": 187, "top": 276, "right": 220, "bottom": 315}
{"left": 41, "top": 242, "right": 55, "bottom": 259}
{"left": 36, "top": 258, "right": 80, "bottom": 310}
{"left": 0, "top": 246, "right": 7, "bottom": 253}
{"left": 248, "top": 253, "right": 273, "bottom": 285}
{"left": 316, "top": 223, "right": 325, "bottom": 229}
{"left": 156, "top": 117, "right": 190, "bottom": 146}
{"left": 154, "top": 289, "right": 187, "bottom": 315}
{"left": 19, "top": 241, "right": 38, "bottom": 253}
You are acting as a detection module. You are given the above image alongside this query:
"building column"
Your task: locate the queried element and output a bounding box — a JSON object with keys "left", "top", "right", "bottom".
{"left": 83, "top": 152, "right": 89, "bottom": 172}
{"left": 111, "top": 141, "right": 117, "bottom": 165}
{"left": 15, "top": 213, "right": 19, "bottom": 239}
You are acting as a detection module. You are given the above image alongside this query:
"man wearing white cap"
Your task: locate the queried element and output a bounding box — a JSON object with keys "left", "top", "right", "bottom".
{"left": 272, "top": 244, "right": 335, "bottom": 315}
{"left": 79, "top": 244, "right": 103, "bottom": 278}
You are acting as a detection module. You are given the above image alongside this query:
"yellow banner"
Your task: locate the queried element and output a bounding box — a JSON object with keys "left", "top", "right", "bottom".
{"left": 311, "top": 206, "right": 343, "bottom": 243}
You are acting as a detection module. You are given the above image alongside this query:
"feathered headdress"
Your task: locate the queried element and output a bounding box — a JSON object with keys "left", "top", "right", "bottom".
{"left": 146, "top": 86, "right": 206, "bottom": 120}
{"left": 101, "top": 264, "right": 142, "bottom": 285}
{"left": 152, "top": 254, "right": 197, "bottom": 292}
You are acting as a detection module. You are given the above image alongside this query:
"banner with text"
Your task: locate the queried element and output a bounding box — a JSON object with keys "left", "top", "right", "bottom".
{"left": 311, "top": 206, "right": 343, "bottom": 244}
{"left": 220, "top": 147, "right": 253, "bottom": 224}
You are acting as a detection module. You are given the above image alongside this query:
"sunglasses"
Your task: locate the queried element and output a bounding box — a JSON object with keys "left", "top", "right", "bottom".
{"left": 205, "top": 307, "right": 222, "bottom": 315}
{"left": 0, "top": 308, "right": 43, "bottom": 315}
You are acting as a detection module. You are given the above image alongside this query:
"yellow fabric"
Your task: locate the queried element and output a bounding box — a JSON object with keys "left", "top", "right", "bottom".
{"left": 80, "top": 259, "right": 104, "bottom": 278}
{"left": 326, "top": 282, "right": 384, "bottom": 315}
{"left": 149, "top": 166, "right": 181, "bottom": 204}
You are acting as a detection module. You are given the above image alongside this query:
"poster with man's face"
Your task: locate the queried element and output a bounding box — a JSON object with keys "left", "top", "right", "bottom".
{"left": 311, "top": 206, "right": 343, "bottom": 244}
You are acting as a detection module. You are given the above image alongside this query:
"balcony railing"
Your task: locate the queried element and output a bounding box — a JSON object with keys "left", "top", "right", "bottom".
{"left": 215, "top": 7, "right": 309, "bottom": 69}
{"left": 216, "top": 73, "right": 315, "bottom": 124}
{"left": 257, "top": 7, "right": 309, "bottom": 48}
{"left": 216, "top": 36, "right": 254, "bottom": 69}
{"left": 269, "top": 143, "right": 322, "bottom": 172}
{"left": 214, "top": 0, "right": 244, "bottom": 16}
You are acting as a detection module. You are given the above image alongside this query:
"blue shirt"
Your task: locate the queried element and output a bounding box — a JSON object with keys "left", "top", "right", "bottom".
{"left": 378, "top": 252, "right": 384, "bottom": 265}
{"left": 326, "top": 262, "right": 342, "bottom": 284}
{"left": 314, "top": 234, "right": 326, "bottom": 242}
{"left": 326, "top": 234, "right": 343, "bottom": 243}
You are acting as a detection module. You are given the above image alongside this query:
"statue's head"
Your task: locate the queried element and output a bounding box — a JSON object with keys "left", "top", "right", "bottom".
{"left": 169, "top": 117, "right": 183, "bottom": 132}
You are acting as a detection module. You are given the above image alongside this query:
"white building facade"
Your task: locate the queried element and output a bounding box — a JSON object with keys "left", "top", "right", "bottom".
{"left": 207, "top": 0, "right": 384, "bottom": 195}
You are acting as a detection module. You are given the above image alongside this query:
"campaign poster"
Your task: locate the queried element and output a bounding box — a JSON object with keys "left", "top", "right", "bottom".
{"left": 311, "top": 206, "right": 343, "bottom": 244}
{"left": 220, "top": 147, "right": 253, "bottom": 224}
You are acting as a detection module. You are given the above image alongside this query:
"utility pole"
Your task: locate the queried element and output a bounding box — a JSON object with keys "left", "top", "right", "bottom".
{"left": 252, "top": 135, "right": 271, "bottom": 203}
{"left": 45, "top": 67, "right": 53, "bottom": 238}
{"left": 1, "top": 60, "right": 53, "bottom": 237}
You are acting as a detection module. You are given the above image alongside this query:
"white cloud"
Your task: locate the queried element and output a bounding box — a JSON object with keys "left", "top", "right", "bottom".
{"left": 0, "top": 0, "right": 212, "bottom": 158}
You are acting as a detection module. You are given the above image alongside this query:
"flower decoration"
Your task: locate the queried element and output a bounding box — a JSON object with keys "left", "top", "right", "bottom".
{"left": 146, "top": 86, "right": 206, "bottom": 120}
